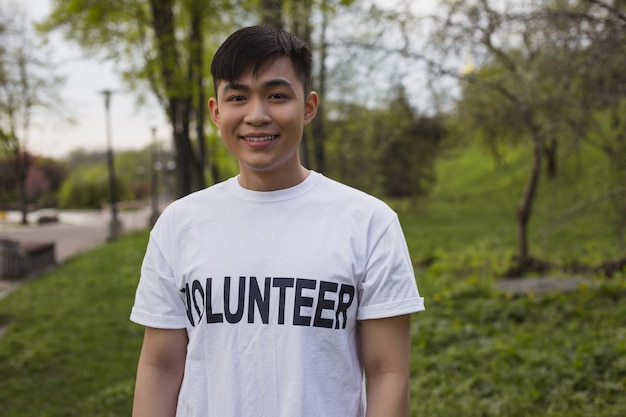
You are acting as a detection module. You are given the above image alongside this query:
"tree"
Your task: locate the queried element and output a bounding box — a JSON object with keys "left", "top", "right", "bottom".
{"left": 40, "top": 0, "right": 240, "bottom": 198}
{"left": 378, "top": 86, "right": 443, "bottom": 200}
{"left": 0, "top": 2, "right": 62, "bottom": 223}
{"left": 422, "top": 0, "right": 626, "bottom": 273}
{"left": 288, "top": 0, "right": 315, "bottom": 167}
{"left": 31, "top": 156, "right": 68, "bottom": 206}
{"left": 310, "top": 0, "right": 330, "bottom": 173}
{"left": 260, "top": 0, "right": 285, "bottom": 27}
{"left": 57, "top": 163, "right": 132, "bottom": 209}
{"left": 334, "top": 0, "right": 609, "bottom": 270}
{"left": 325, "top": 102, "right": 381, "bottom": 193}
{"left": 0, "top": 152, "right": 67, "bottom": 207}
{"left": 324, "top": 86, "right": 443, "bottom": 199}
{"left": 537, "top": 0, "right": 626, "bottom": 250}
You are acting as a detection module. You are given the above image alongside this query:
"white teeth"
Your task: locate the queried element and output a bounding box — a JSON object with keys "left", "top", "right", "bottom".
{"left": 243, "top": 135, "right": 276, "bottom": 142}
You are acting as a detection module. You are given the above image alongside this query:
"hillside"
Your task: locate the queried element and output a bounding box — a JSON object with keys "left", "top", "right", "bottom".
{"left": 399, "top": 140, "right": 626, "bottom": 416}
{"left": 397, "top": 139, "right": 624, "bottom": 273}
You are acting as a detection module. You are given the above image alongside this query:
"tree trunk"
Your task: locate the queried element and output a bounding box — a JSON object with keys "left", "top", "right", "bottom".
{"left": 150, "top": 0, "right": 199, "bottom": 198}
{"left": 312, "top": 1, "right": 328, "bottom": 173}
{"left": 260, "top": 0, "right": 284, "bottom": 28}
{"left": 289, "top": 0, "right": 313, "bottom": 168}
{"left": 289, "top": 0, "right": 312, "bottom": 41}
{"left": 170, "top": 99, "right": 194, "bottom": 198}
{"left": 516, "top": 138, "right": 543, "bottom": 265}
{"left": 544, "top": 137, "right": 557, "bottom": 179}
{"left": 190, "top": 0, "right": 208, "bottom": 189}
{"left": 17, "top": 151, "right": 28, "bottom": 225}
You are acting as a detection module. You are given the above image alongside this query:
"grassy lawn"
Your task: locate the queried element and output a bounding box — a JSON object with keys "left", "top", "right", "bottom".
{"left": 0, "top": 141, "right": 624, "bottom": 416}
{"left": 397, "top": 142, "right": 626, "bottom": 416}
{"left": 0, "top": 232, "right": 147, "bottom": 417}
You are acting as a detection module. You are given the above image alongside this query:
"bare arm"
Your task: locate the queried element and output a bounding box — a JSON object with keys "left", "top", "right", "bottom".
{"left": 360, "top": 314, "right": 412, "bottom": 417}
{"left": 132, "top": 327, "right": 188, "bottom": 417}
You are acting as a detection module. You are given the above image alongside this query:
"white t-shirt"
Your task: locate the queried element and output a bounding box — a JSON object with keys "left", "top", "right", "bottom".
{"left": 131, "top": 171, "right": 424, "bottom": 417}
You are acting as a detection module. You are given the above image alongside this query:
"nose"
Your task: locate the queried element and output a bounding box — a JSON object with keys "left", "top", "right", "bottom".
{"left": 243, "top": 97, "right": 271, "bottom": 126}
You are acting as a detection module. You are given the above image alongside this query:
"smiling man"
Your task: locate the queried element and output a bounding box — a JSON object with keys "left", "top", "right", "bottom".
{"left": 209, "top": 53, "right": 315, "bottom": 191}
{"left": 130, "top": 25, "right": 425, "bottom": 417}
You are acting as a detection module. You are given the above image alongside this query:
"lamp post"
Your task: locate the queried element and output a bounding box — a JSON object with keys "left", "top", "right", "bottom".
{"left": 100, "top": 89, "right": 121, "bottom": 240}
{"left": 149, "top": 127, "right": 160, "bottom": 226}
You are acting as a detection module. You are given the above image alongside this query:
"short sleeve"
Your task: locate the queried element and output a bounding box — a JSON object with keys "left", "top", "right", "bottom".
{"left": 130, "top": 233, "right": 188, "bottom": 329}
{"left": 356, "top": 216, "right": 425, "bottom": 320}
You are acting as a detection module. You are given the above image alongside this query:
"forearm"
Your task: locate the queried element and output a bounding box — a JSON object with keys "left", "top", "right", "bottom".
{"left": 132, "top": 327, "right": 188, "bottom": 417}
{"left": 366, "top": 371, "right": 410, "bottom": 417}
{"left": 132, "top": 360, "right": 184, "bottom": 417}
{"left": 361, "top": 315, "right": 412, "bottom": 417}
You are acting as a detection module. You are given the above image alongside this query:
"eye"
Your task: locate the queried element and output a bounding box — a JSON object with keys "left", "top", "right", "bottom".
{"left": 227, "top": 95, "right": 246, "bottom": 102}
{"left": 269, "top": 92, "right": 288, "bottom": 100}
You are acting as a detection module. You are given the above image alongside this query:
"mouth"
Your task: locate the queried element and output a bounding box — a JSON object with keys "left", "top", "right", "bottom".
{"left": 240, "top": 135, "right": 278, "bottom": 143}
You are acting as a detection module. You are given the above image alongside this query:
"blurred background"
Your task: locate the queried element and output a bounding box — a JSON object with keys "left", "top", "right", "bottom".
{"left": 0, "top": 1, "right": 625, "bottom": 415}
{"left": 1, "top": 1, "right": 623, "bottom": 268}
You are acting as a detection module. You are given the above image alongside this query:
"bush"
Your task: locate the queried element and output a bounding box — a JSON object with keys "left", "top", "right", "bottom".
{"left": 57, "top": 165, "right": 132, "bottom": 209}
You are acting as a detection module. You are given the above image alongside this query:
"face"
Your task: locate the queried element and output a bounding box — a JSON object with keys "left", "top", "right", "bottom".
{"left": 209, "top": 56, "right": 318, "bottom": 191}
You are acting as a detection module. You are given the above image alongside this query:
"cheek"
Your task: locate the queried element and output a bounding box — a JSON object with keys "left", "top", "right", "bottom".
{"left": 215, "top": 115, "right": 235, "bottom": 133}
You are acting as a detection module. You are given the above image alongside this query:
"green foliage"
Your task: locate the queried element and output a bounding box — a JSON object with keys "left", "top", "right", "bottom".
{"left": 57, "top": 164, "right": 132, "bottom": 209}
{"left": 114, "top": 149, "right": 151, "bottom": 182}
{"left": 40, "top": 0, "right": 246, "bottom": 196}
{"left": 326, "top": 86, "right": 444, "bottom": 199}
{"left": 114, "top": 148, "right": 152, "bottom": 201}
{"left": 588, "top": 99, "right": 626, "bottom": 236}
{"left": 326, "top": 102, "right": 383, "bottom": 194}
{"left": 207, "top": 130, "right": 239, "bottom": 183}
{"left": 409, "top": 278, "right": 626, "bottom": 417}
{"left": 455, "top": 62, "right": 527, "bottom": 160}
{"left": 397, "top": 137, "right": 624, "bottom": 272}
{"left": 395, "top": 137, "right": 625, "bottom": 415}
{"left": 379, "top": 86, "right": 444, "bottom": 198}
{"left": 437, "top": 0, "right": 626, "bottom": 265}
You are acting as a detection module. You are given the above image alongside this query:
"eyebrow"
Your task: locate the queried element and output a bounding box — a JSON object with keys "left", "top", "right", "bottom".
{"left": 221, "top": 78, "right": 295, "bottom": 95}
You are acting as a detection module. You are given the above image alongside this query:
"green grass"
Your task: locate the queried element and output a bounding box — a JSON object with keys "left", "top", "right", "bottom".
{"left": 409, "top": 281, "right": 626, "bottom": 416}
{"left": 0, "top": 140, "right": 624, "bottom": 416}
{"left": 398, "top": 140, "right": 626, "bottom": 416}
{"left": 0, "top": 232, "right": 147, "bottom": 416}
{"left": 397, "top": 139, "right": 624, "bottom": 271}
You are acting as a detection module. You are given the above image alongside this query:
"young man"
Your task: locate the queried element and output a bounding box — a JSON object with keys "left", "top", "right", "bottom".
{"left": 131, "top": 25, "right": 424, "bottom": 417}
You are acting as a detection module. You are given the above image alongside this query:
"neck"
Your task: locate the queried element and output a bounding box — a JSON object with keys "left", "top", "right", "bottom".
{"left": 238, "top": 165, "right": 310, "bottom": 191}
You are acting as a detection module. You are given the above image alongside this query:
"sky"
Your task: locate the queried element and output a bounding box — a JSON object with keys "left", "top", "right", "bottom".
{"left": 23, "top": 0, "right": 171, "bottom": 159}
{"left": 21, "top": 0, "right": 439, "bottom": 160}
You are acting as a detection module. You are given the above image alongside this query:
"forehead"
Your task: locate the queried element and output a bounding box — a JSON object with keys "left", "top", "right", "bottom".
{"left": 216, "top": 56, "right": 304, "bottom": 92}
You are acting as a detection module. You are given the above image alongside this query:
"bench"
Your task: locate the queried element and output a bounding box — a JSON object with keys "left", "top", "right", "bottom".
{"left": 0, "top": 239, "right": 56, "bottom": 279}
{"left": 21, "top": 242, "right": 56, "bottom": 275}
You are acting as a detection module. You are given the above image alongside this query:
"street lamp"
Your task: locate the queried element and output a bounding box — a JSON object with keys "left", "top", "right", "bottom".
{"left": 100, "top": 89, "right": 122, "bottom": 240}
{"left": 149, "top": 127, "right": 161, "bottom": 226}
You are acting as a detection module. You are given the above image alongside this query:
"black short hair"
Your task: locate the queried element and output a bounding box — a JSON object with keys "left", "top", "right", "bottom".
{"left": 211, "top": 26, "right": 313, "bottom": 98}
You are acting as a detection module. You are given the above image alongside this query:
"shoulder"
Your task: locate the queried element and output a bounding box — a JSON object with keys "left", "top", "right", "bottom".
{"left": 167, "top": 178, "right": 235, "bottom": 210}
{"left": 305, "top": 173, "right": 400, "bottom": 241}
{"left": 151, "top": 178, "right": 234, "bottom": 233}
{"left": 312, "top": 173, "right": 396, "bottom": 216}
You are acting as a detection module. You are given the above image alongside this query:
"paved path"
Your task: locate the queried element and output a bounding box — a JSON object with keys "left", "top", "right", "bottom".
{"left": 0, "top": 208, "right": 153, "bottom": 262}
{"left": 495, "top": 275, "right": 592, "bottom": 296}
{"left": 0, "top": 207, "right": 155, "bottom": 299}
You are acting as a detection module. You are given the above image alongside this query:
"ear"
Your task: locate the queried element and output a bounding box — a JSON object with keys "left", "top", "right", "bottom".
{"left": 303, "top": 91, "right": 318, "bottom": 125}
{"left": 208, "top": 97, "right": 220, "bottom": 129}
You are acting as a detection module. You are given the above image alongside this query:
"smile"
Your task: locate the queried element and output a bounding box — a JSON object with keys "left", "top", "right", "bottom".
{"left": 241, "top": 135, "right": 278, "bottom": 142}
